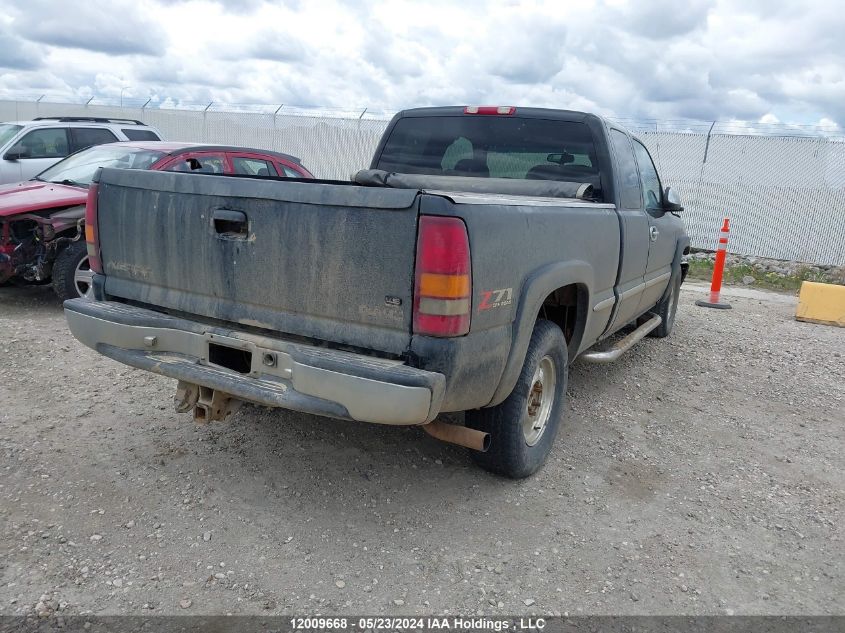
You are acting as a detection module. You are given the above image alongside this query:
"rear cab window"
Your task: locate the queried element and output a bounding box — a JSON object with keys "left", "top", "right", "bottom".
{"left": 121, "top": 129, "right": 161, "bottom": 141}
{"left": 376, "top": 116, "right": 599, "bottom": 187}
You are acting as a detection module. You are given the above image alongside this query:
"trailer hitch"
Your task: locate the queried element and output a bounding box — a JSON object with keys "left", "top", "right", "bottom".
{"left": 173, "top": 380, "right": 242, "bottom": 422}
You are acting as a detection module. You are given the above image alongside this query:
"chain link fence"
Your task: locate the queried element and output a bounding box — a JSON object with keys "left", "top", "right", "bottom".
{"left": 2, "top": 98, "right": 843, "bottom": 265}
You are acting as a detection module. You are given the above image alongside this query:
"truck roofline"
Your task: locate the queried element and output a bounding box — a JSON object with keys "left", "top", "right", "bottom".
{"left": 391, "top": 105, "right": 634, "bottom": 139}
{"left": 394, "top": 105, "right": 602, "bottom": 123}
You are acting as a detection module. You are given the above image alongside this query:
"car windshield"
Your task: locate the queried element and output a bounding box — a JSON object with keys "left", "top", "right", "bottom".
{"left": 0, "top": 124, "right": 23, "bottom": 147}
{"left": 36, "top": 145, "right": 165, "bottom": 187}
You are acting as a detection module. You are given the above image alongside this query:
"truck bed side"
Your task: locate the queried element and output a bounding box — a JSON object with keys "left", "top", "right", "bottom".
{"left": 411, "top": 191, "right": 620, "bottom": 411}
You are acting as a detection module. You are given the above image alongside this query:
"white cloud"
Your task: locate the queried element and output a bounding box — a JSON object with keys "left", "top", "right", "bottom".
{"left": 0, "top": 0, "right": 842, "bottom": 126}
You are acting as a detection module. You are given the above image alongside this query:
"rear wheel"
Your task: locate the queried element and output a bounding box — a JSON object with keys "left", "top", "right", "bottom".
{"left": 466, "top": 319, "right": 568, "bottom": 478}
{"left": 52, "top": 241, "right": 93, "bottom": 300}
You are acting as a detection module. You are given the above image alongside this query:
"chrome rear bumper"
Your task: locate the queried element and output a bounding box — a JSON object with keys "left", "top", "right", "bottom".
{"left": 64, "top": 299, "right": 445, "bottom": 425}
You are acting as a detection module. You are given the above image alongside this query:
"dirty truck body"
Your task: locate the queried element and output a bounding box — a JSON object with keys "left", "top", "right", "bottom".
{"left": 65, "top": 106, "right": 688, "bottom": 477}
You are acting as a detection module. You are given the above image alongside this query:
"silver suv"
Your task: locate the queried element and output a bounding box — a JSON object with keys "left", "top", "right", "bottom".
{"left": 0, "top": 117, "right": 163, "bottom": 184}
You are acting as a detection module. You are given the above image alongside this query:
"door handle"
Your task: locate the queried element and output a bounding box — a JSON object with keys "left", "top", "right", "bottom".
{"left": 649, "top": 226, "right": 659, "bottom": 242}
{"left": 212, "top": 209, "right": 248, "bottom": 237}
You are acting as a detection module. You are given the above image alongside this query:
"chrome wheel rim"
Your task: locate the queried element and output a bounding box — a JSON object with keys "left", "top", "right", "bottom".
{"left": 524, "top": 355, "right": 556, "bottom": 446}
{"left": 74, "top": 255, "right": 94, "bottom": 299}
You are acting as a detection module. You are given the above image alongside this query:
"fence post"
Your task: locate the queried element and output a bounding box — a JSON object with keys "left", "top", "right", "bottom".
{"left": 702, "top": 120, "right": 716, "bottom": 164}
{"left": 273, "top": 104, "right": 284, "bottom": 142}
{"left": 203, "top": 101, "right": 213, "bottom": 142}
{"left": 690, "top": 120, "right": 717, "bottom": 218}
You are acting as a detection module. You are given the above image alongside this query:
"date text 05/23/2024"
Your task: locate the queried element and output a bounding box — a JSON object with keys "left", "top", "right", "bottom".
{"left": 290, "top": 617, "right": 547, "bottom": 631}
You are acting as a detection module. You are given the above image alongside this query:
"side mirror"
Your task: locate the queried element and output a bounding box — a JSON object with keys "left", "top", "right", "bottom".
{"left": 663, "top": 186, "right": 683, "bottom": 212}
{"left": 3, "top": 144, "right": 29, "bottom": 161}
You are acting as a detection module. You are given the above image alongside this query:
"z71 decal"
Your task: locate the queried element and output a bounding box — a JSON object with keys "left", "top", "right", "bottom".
{"left": 479, "top": 287, "right": 513, "bottom": 311}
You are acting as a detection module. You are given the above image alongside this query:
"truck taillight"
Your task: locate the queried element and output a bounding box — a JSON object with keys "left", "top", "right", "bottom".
{"left": 414, "top": 215, "right": 471, "bottom": 337}
{"left": 85, "top": 182, "right": 102, "bottom": 274}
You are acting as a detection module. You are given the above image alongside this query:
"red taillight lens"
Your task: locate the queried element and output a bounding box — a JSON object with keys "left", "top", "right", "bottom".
{"left": 464, "top": 106, "right": 516, "bottom": 115}
{"left": 84, "top": 182, "right": 102, "bottom": 274}
{"left": 414, "top": 216, "right": 471, "bottom": 337}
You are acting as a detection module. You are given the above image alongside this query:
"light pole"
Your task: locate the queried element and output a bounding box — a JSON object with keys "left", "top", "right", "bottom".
{"left": 120, "top": 86, "right": 130, "bottom": 108}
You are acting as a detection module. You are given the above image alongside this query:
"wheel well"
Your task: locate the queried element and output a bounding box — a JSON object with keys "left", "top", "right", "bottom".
{"left": 539, "top": 283, "right": 588, "bottom": 357}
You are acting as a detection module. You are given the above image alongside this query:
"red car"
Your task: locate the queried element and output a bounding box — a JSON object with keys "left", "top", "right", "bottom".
{"left": 0, "top": 142, "right": 314, "bottom": 299}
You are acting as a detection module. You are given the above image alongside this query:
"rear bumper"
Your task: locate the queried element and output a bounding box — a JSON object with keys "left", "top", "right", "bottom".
{"left": 64, "top": 299, "right": 445, "bottom": 425}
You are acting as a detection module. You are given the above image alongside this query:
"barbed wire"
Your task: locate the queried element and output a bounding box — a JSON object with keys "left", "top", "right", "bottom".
{"left": 1, "top": 92, "right": 843, "bottom": 139}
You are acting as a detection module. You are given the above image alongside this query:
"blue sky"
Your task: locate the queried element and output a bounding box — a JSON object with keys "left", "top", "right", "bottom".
{"left": 0, "top": 0, "right": 842, "bottom": 128}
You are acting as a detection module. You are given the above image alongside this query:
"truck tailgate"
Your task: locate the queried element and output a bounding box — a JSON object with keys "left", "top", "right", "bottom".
{"left": 95, "top": 169, "right": 420, "bottom": 354}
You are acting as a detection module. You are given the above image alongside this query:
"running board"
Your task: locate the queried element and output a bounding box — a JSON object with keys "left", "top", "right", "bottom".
{"left": 580, "top": 315, "right": 662, "bottom": 364}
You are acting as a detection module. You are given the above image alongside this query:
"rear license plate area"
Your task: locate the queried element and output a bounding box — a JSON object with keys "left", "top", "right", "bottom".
{"left": 208, "top": 342, "right": 253, "bottom": 374}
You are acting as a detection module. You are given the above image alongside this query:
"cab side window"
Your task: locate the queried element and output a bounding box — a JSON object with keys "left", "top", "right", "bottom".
{"left": 70, "top": 127, "right": 118, "bottom": 152}
{"left": 632, "top": 139, "right": 662, "bottom": 212}
{"left": 609, "top": 129, "right": 642, "bottom": 210}
{"left": 17, "top": 128, "right": 70, "bottom": 158}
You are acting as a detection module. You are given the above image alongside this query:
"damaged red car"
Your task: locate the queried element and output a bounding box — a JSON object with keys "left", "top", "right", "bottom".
{"left": 0, "top": 141, "right": 314, "bottom": 299}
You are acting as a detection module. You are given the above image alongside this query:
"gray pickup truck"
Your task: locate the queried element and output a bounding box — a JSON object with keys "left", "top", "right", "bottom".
{"left": 65, "top": 106, "right": 688, "bottom": 478}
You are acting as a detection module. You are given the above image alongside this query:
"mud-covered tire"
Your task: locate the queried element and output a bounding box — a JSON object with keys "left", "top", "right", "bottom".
{"left": 465, "top": 320, "right": 568, "bottom": 478}
{"left": 648, "top": 268, "right": 682, "bottom": 338}
{"left": 52, "top": 241, "right": 92, "bottom": 301}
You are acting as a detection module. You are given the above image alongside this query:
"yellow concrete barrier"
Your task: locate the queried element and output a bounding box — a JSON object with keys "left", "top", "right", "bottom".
{"left": 795, "top": 281, "right": 845, "bottom": 327}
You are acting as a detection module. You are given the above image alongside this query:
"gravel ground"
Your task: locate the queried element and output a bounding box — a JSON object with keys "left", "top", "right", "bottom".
{"left": 0, "top": 281, "right": 842, "bottom": 617}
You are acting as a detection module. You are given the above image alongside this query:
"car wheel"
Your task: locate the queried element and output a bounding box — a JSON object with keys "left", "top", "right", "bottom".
{"left": 52, "top": 241, "right": 94, "bottom": 301}
{"left": 465, "top": 319, "right": 568, "bottom": 478}
{"left": 648, "top": 268, "right": 682, "bottom": 338}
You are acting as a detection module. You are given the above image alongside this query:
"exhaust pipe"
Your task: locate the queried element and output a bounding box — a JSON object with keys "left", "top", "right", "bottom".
{"left": 422, "top": 420, "right": 491, "bottom": 452}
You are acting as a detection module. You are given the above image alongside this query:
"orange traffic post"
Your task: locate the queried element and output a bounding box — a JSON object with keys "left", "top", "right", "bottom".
{"left": 695, "top": 217, "right": 732, "bottom": 310}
